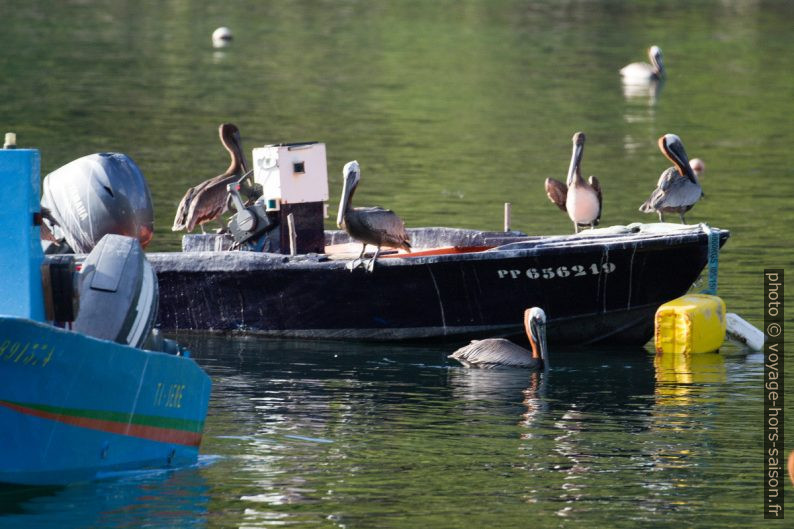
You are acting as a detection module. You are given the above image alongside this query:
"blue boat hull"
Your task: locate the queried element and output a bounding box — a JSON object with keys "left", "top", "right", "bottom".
{"left": 0, "top": 317, "right": 211, "bottom": 486}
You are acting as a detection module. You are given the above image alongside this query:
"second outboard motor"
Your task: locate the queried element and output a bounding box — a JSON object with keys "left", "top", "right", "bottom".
{"left": 226, "top": 180, "right": 278, "bottom": 251}
{"left": 40, "top": 153, "right": 154, "bottom": 254}
{"left": 73, "top": 234, "right": 157, "bottom": 349}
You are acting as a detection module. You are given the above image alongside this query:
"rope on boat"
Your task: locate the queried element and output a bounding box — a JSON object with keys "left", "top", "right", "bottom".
{"left": 700, "top": 224, "right": 720, "bottom": 295}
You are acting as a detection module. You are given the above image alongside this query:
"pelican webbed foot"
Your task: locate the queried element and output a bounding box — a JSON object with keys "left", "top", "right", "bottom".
{"left": 346, "top": 244, "right": 369, "bottom": 271}
{"left": 346, "top": 258, "right": 364, "bottom": 271}
{"left": 363, "top": 246, "right": 382, "bottom": 273}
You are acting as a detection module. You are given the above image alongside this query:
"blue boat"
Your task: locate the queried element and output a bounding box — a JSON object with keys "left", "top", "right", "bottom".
{"left": 0, "top": 148, "right": 211, "bottom": 486}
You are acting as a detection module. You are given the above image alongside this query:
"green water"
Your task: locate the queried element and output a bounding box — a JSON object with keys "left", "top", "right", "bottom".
{"left": 1, "top": 0, "right": 792, "bottom": 527}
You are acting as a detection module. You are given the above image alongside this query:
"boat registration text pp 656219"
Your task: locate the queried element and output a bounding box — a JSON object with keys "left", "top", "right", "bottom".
{"left": 497, "top": 262, "right": 616, "bottom": 280}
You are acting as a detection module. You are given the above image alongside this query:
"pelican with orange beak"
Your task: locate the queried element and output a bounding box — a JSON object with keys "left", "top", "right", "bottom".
{"left": 449, "top": 308, "right": 548, "bottom": 370}
{"left": 640, "top": 133, "right": 703, "bottom": 223}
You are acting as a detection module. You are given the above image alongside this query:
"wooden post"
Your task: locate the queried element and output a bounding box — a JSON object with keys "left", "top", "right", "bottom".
{"left": 287, "top": 213, "right": 297, "bottom": 256}
{"left": 504, "top": 202, "right": 512, "bottom": 232}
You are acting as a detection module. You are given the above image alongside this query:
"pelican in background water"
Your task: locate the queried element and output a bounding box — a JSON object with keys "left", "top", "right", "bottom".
{"left": 337, "top": 160, "right": 411, "bottom": 272}
{"left": 545, "top": 132, "right": 602, "bottom": 233}
{"left": 620, "top": 45, "right": 665, "bottom": 82}
{"left": 449, "top": 308, "right": 548, "bottom": 370}
{"left": 639, "top": 134, "right": 703, "bottom": 223}
{"left": 172, "top": 123, "right": 250, "bottom": 233}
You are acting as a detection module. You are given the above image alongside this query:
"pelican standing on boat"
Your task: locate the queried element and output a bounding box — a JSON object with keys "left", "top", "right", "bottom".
{"left": 172, "top": 123, "right": 250, "bottom": 233}
{"left": 449, "top": 308, "right": 548, "bottom": 369}
{"left": 545, "top": 132, "right": 602, "bottom": 233}
{"left": 337, "top": 160, "right": 411, "bottom": 272}
{"left": 640, "top": 134, "right": 703, "bottom": 223}
{"left": 620, "top": 45, "right": 665, "bottom": 82}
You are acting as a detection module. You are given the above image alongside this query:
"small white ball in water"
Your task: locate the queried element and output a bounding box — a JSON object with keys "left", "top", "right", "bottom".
{"left": 212, "top": 27, "right": 233, "bottom": 48}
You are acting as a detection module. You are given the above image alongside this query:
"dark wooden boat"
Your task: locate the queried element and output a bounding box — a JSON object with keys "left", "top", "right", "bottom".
{"left": 149, "top": 222, "right": 729, "bottom": 345}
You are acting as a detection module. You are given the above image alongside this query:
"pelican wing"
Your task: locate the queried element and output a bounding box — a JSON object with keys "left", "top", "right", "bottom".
{"left": 640, "top": 169, "right": 702, "bottom": 213}
{"left": 449, "top": 338, "right": 537, "bottom": 369}
{"left": 640, "top": 168, "right": 675, "bottom": 213}
{"left": 352, "top": 206, "right": 411, "bottom": 250}
{"left": 652, "top": 176, "right": 703, "bottom": 209}
{"left": 172, "top": 186, "right": 197, "bottom": 231}
{"left": 656, "top": 166, "right": 676, "bottom": 191}
{"left": 588, "top": 175, "right": 602, "bottom": 225}
{"left": 183, "top": 174, "right": 238, "bottom": 232}
{"left": 620, "top": 62, "right": 655, "bottom": 80}
{"left": 544, "top": 178, "right": 568, "bottom": 212}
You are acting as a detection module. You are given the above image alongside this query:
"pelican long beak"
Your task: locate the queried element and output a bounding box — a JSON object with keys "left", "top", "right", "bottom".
{"left": 536, "top": 319, "right": 548, "bottom": 370}
{"left": 659, "top": 134, "right": 696, "bottom": 184}
{"left": 337, "top": 161, "right": 359, "bottom": 228}
{"left": 566, "top": 134, "right": 585, "bottom": 187}
{"left": 231, "top": 130, "right": 250, "bottom": 175}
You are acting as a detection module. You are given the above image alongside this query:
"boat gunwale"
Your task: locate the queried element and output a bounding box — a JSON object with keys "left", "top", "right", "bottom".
{"left": 150, "top": 224, "right": 730, "bottom": 272}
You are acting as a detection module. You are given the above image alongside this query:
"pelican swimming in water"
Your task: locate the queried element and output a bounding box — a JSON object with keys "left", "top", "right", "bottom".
{"left": 639, "top": 133, "right": 703, "bottom": 223}
{"left": 337, "top": 160, "right": 411, "bottom": 272}
{"left": 620, "top": 45, "right": 665, "bottom": 82}
{"left": 545, "top": 132, "right": 602, "bottom": 233}
{"left": 449, "top": 307, "right": 548, "bottom": 370}
{"left": 172, "top": 123, "right": 250, "bottom": 233}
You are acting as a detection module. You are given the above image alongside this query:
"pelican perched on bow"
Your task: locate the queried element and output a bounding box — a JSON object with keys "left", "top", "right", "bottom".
{"left": 545, "top": 132, "right": 602, "bottom": 233}
{"left": 337, "top": 160, "right": 411, "bottom": 272}
{"left": 621, "top": 45, "right": 665, "bottom": 82}
{"left": 449, "top": 308, "right": 548, "bottom": 370}
{"left": 172, "top": 123, "right": 249, "bottom": 233}
{"left": 639, "top": 134, "right": 703, "bottom": 223}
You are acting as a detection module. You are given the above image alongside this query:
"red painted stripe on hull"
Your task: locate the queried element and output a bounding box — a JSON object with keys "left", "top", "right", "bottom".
{"left": 0, "top": 401, "right": 202, "bottom": 446}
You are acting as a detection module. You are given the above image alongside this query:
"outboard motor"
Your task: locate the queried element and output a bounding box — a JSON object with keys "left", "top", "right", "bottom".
{"left": 73, "top": 234, "right": 157, "bottom": 349}
{"left": 226, "top": 179, "right": 279, "bottom": 251}
{"left": 40, "top": 153, "right": 154, "bottom": 254}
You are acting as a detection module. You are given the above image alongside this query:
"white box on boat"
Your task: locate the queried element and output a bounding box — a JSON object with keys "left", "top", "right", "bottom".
{"left": 252, "top": 142, "right": 328, "bottom": 209}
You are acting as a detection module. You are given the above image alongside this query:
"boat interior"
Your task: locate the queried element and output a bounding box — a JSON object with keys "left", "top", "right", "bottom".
{"left": 181, "top": 223, "right": 722, "bottom": 259}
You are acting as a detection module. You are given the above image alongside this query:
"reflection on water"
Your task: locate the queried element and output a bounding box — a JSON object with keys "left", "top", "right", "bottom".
{"left": 0, "top": 334, "right": 770, "bottom": 527}
{"left": 0, "top": 463, "right": 210, "bottom": 529}
{"left": 654, "top": 351, "right": 727, "bottom": 405}
{"left": 621, "top": 79, "right": 665, "bottom": 107}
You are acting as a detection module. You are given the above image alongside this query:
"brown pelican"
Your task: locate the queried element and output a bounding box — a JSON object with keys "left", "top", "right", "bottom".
{"left": 172, "top": 123, "right": 249, "bottom": 233}
{"left": 639, "top": 134, "right": 703, "bottom": 223}
{"left": 449, "top": 307, "right": 548, "bottom": 369}
{"left": 620, "top": 45, "right": 665, "bottom": 82}
{"left": 545, "top": 132, "right": 602, "bottom": 233}
{"left": 337, "top": 160, "right": 411, "bottom": 272}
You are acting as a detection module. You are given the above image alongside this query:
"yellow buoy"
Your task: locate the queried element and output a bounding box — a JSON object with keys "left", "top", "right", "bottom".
{"left": 654, "top": 294, "right": 726, "bottom": 354}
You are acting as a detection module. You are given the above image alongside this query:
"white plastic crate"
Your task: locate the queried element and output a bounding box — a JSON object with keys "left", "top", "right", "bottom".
{"left": 252, "top": 142, "right": 328, "bottom": 209}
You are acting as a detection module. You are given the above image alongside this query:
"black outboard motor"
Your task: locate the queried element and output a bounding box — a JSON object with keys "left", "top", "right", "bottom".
{"left": 73, "top": 234, "right": 157, "bottom": 349}
{"left": 226, "top": 179, "right": 280, "bottom": 251}
{"left": 40, "top": 153, "right": 154, "bottom": 254}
